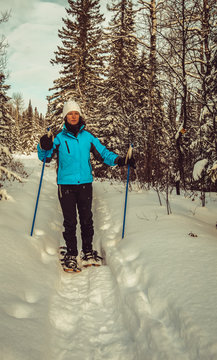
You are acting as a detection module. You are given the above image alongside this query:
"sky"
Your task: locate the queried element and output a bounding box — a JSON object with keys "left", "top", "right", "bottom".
{"left": 0, "top": 0, "right": 109, "bottom": 116}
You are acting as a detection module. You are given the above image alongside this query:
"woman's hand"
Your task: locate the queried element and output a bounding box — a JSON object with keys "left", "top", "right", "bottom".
{"left": 117, "top": 156, "right": 136, "bottom": 169}
{"left": 40, "top": 134, "right": 53, "bottom": 151}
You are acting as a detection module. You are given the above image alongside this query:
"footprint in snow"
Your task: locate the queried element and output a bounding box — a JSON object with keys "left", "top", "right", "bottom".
{"left": 40, "top": 248, "right": 57, "bottom": 264}
{"left": 4, "top": 301, "right": 34, "bottom": 319}
{"left": 24, "top": 290, "right": 41, "bottom": 304}
{"left": 100, "top": 223, "right": 111, "bottom": 230}
{"left": 34, "top": 229, "right": 45, "bottom": 236}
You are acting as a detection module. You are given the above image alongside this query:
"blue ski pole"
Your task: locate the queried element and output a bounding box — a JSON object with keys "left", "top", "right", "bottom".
{"left": 30, "top": 129, "right": 51, "bottom": 236}
{"left": 122, "top": 144, "right": 133, "bottom": 239}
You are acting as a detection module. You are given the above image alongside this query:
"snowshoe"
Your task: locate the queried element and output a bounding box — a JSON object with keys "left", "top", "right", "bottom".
{"left": 59, "top": 246, "right": 67, "bottom": 266}
{"left": 59, "top": 247, "right": 81, "bottom": 273}
{"left": 59, "top": 246, "right": 67, "bottom": 257}
{"left": 81, "top": 250, "right": 103, "bottom": 267}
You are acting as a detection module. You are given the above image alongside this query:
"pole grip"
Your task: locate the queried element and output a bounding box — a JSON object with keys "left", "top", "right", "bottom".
{"left": 47, "top": 127, "right": 52, "bottom": 138}
{"left": 125, "top": 144, "right": 133, "bottom": 164}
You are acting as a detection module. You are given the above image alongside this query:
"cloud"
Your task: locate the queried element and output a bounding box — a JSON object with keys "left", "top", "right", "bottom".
{"left": 0, "top": 0, "right": 36, "bottom": 12}
{"left": 1, "top": 1, "right": 66, "bottom": 114}
{"left": 1, "top": 0, "right": 110, "bottom": 115}
{"left": 1, "top": 0, "right": 37, "bottom": 30}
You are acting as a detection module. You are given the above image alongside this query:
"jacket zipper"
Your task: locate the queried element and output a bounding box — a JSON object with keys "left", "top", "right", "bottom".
{"left": 65, "top": 141, "right": 70, "bottom": 153}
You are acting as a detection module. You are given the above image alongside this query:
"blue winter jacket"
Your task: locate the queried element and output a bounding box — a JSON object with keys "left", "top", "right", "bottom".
{"left": 37, "top": 124, "right": 118, "bottom": 185}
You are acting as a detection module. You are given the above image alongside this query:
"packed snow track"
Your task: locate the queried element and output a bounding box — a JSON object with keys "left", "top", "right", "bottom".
{"left": 48, "top": 266, "right": 136, "bottom": 360}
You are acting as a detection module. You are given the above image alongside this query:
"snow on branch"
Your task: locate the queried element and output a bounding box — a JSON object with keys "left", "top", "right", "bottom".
{"left": 0, "top": 145, "right": 10, "bottom": 156}
{"left": 0, "top": 188, "right": 12, "bottom": 201}
{"left": 208, "top": 162, "right": 217, "bottom": 183}
{"left": 188, "top": 27, "right": 201, "bottom": 33}
{"left": 193, "top": 159, "right": 208, "bottom": 181}
{"left": 0, "top": 165, "right": 23, "bottom": 183}
{"left": 0, "top": 146, "right": 27, "bottom": 198}
{"left": 185, "top": 71, "right": 200, "bottom": 79}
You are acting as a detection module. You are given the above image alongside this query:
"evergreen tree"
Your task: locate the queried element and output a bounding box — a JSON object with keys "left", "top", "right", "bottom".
{"left": 130, "top": 53, "right": 151, "bottom": 184}
{"left": 205, "top": 26, "right": 217, "bottom": 165}
{"left": 38, "top": 113, "right": 45, "bottom": 129}
{"left": 153, "top": 0, "right": 216, "bottom": 192}
{"left": 20, "top": 100, "right": 39, "bottom": 154}
{"left": 0, "top": 75, "right": 26, "bottom": 199}
{"left": 97, "top": 0, "right": 145, "bottom": 180}
{"left": 0, "top": 73, "right": 14, "bottom": 150}
{"left": 105, "top": 0, "right": 139, "bottom": 134}
{"left": 11, "top": 92, "right": 24, "bottom": 129}
{"left": 44, "top": 100, "right": 52, "bottom": 131}
{"left": 192, "top": 37, "right": 217, "bottom": 191}
{"left": 136, "top": 0, "right": 169, "bottom": 188}
{"left": 48, "top": 0, "right": 106, "bottom": 133}
{"left": 0, "top": 13, "right": 27, "bottom": 199}
{"left": 33, "top": 106, "right": 44, "bottom": 135}
{"left": 188, "top": 2, "right": 217, "bottom": 192}
{"left": 10, "top": 92, "right": 25, "bottom": 151}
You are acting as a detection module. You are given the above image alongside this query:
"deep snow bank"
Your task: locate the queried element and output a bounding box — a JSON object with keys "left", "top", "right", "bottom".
{"left": 95, "top": 182, "right": 217, "bottom": 360}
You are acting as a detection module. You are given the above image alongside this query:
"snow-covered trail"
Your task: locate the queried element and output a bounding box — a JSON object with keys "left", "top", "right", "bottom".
{"left": 47, "top": 187, "right": 137, "bottom": 360}
{"left": 48, "top": 266, "right": 136, "bottom": 360}
{"left": 47, "top": 183, "right": 189, "bottom": 360}
{"left": 1, "top": 154, "right": 217, "bottom": 360}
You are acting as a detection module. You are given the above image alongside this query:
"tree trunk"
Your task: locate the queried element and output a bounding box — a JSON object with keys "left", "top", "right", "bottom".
{"left": 147, "top": 0, "right": 157, "bottom": 186}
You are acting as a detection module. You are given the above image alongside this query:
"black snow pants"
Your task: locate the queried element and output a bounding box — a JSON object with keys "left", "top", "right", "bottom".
{"left": 58, "top": 183, "right": 94, "bottom": 256}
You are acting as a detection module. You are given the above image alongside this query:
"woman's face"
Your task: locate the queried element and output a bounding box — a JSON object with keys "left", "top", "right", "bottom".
{"left": 66, "top": 111, "right": 80, "bottom": 125}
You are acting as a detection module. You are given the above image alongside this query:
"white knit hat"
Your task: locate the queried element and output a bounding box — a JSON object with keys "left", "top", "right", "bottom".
{"left": 63, "top": 99, "right": 81, "bottom": 118}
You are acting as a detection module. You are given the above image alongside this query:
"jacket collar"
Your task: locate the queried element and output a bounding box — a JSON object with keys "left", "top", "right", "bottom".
{"left": 62, "top": 123, "right": 85, "bottom": 138}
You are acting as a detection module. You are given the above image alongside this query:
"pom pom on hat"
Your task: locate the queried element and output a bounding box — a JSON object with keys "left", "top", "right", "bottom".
{"left": 63, "top": 99, "right": 81, "bottom": 118}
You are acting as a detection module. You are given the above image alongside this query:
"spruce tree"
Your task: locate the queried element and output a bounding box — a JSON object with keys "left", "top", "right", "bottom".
{"left": 10, "top": 92, "right": 25, "bottom": 151}
{"left": 0, "top": 73, "right": 14, "bottom": 150}
{"left": 136, "top": 0, "right": 169, "bottom": 188}
{"left": 0, "top": 30, "right": 27, "bottom": 198}
{"left": 188, "top": 3, "right": 217, "bottom": 191}
{"left": 206, "top": 28, "right": 217, "bottom": 166}
{"left": 20, "top": 100, "right": 39, "bottom": 154}
{"left": 192, "top": 37, "right": 217, "bottom": 191}
{"left": 105, "top": 0, "right": 139, "bottom": 132}
{"left": 0, "top": 73, "right": 26, "bottom": 199}
{"left": 97, "top": 0, "right": 144, "bottom": 180}
{"left": 48, "top": 0, "right": 106, "bottom": 133}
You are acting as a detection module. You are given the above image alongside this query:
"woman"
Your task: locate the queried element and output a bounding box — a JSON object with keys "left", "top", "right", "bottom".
{"left": 37, "top": 99, "right": 135, "bottom": 272}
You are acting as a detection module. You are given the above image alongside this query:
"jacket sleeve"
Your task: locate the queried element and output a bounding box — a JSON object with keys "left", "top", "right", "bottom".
{"left": 37, "top": 136, "right": 60, "bottom": 162}
{"left": 90, "top": 135, "right": 119, "bottom": 166}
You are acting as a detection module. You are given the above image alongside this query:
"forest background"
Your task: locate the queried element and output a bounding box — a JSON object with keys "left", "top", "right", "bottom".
{"left": 0, "top": 0, "right": 217, "bottom": 201}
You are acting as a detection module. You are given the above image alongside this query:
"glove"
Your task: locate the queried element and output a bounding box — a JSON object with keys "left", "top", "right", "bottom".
{"left": 40, "top": 134, "right": 53, "bottom": 151}
{"left": 117, "top": 156, "right": 136, "bottom": 169}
